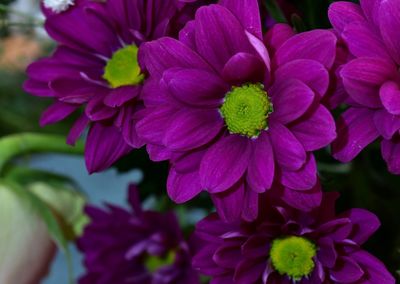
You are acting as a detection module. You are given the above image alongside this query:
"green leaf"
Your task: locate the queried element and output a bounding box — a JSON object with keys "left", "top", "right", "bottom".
{"left": 263, "top": 0, "right": 287, "bottom": 23}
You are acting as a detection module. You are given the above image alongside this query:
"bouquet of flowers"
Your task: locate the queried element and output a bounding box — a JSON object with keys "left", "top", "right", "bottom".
{"left": 0, "top": 0, "right": 399, "bottom": 283}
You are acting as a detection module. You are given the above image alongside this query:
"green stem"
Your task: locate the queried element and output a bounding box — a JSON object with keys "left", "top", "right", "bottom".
{"left": 0, "top": 133, "right": 84, "bottom": 174}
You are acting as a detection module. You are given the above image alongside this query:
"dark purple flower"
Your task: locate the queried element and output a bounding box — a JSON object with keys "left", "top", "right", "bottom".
{"left": 192, "top": 190, "right": 395, "bottom": 284}
{"left": 329, "top": 0, "right": 400, "bottom": 174}
{"left": 77, "top": 185, "right": 199, "bottom": 284}
{"left": 137, "top": 0, "right": 337, "bottom": 221}
{"left": 24, "top": 0, "right": 202, "bottom": 173}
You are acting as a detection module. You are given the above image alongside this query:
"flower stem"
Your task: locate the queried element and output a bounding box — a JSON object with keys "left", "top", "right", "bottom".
{"left": 0, "top": 133, "right": 84, "bottom": 174}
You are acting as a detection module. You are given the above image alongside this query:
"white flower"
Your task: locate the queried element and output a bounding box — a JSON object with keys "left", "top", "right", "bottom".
{"left": 43, "top": 0, "right": 74, "bottom": 13}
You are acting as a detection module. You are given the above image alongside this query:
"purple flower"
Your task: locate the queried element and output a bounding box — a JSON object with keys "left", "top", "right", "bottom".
{"left": 24, "top": 0, "right": 201, "bottom": 173}
{"left": 137, "top": 0, "right": 337, "bottom": 221}
{"left": 329, "top": 0, "right": 400, "bottom": 174}
{"left": 192, "top": 190, "right": 395, "bottom": 284}
{"left": 77, "top": 185, "right": 199, "bottom": 284}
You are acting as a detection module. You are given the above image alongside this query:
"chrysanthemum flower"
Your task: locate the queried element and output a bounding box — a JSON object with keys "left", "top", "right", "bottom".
{"left": 329, "top": 0, "right": 400, "bottom": 173}
{"left": 192, "top": 191, "right": 395, "bottom": 284}
{"left": 137, "top": 0, "right": 337, "bottom": 221}
{"left": 24, "top": 0, "right": 202, "bottom": 173}
{"left": 77, "top": 185, "right": 199, "bottom": 284}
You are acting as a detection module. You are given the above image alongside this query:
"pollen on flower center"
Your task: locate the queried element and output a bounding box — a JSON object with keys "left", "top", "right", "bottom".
{"left": 220, "top": 83, "right": 272, "bottom": 138}
{"left": 103, "top": 45, "right": 144, "bottom": 88}
{"left": 270, "top": 236, "right": 317, "bottom": 281}
{"left": 145, "top": 250, "right": 176, "bottom": 273}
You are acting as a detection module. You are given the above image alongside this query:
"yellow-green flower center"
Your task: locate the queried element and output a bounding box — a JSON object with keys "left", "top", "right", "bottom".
{"left": 145, "top": 251, "right": 176, "bottom": 273}
{"left": 220, "top": 83, "right": 272, "bottom": 138}
{"left": 103, "top": 45, "right": 144, "bottom": 88}
{"left": 270, "top": 236, "right": 317, "bottom": 281}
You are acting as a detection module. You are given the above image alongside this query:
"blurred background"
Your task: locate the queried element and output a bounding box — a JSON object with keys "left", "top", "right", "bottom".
{"left": 0, "top": 0, "right": 399, "bottom": 283}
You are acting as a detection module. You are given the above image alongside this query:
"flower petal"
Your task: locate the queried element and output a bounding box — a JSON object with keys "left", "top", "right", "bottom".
{"left": 275, "top": 30, "right": 337, "bottom": 69}
{"left": 381, "top": 138, "right": 400, "bottom": 175}
{"left": 281, "top": 183, "right": 322, "bottom": 212}
{"left": 328, "top": 1, "right": 365, "bottom": 34}
{"left": 85, "top": 123, "right": 132, "bottom": 173}
{"left": 211, "top": 182, "right": 245, "bottom": 222}
{"left": 40, "top": 101, "right": 78, "bottom": 126}
{"left": 290, "top": 105, "right": 337, "bottom": 151}
{"left": 330, "top": 256, "right": 364, "bottom": 283}
{"left": 167, "top": 168, "right": 203, "bottom": 203}
{"left": 379, "top": 81, "right": 400, "bottom": 115}
{"left": 340, "top": 209, "right": 380, "bottom": 245}
{"left": 194, "top": 5, "right": 254, "bottom": 72}
{"left": 163, "top": 68, "right": 228, "bottom": 107}
{"left": 281, "top": 154, "right": 317, "bottom": 190}
{"left": 246, "top": 133, "right": 274, "bottom": 193}
{"left": 222, "top": 52, "right": 266, "bottom": 84}
{"left": 373, "top": 109, "right": 400, "bottom": 140}
{"left": 332, "top": 108, "right": 379, "bottom": 162}
{"left": 163, "top": 109, "right": 223, "bottom": 151}
{"left": 340, "top": 57, "right": 396, "bottom": 108}
{"left": 269, "top": 123, "right": 306, "bottom": 171}
{"left": 379, "top": 0, "right": 400, "bottom": 65}
{"left": 270, "top": 79, "right": 315, "bottom": 125}
{"left": 200, "top": 135, "right": 251, "bottom": 193}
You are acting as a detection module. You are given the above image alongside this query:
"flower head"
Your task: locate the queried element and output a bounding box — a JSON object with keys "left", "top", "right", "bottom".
{"left": 192, "top": 191, "right": 395, "bottom": 284}
{"left": 77, "top": 185, "right": 199, "bottom": 284}
{"left": 329, "top": 0, "right": 400, "bottom": 173}
{"left": 137, "top": 0, "right": 337, "bottom": 221}
{"left": 24, "top": 0, "right": 202, "bottom": 173}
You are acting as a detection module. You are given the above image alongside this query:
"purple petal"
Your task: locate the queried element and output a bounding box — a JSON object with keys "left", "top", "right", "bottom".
{"left": 219, "top": 0, "right": 262, "bottom": 39}
{"left": 67, "top": 114, "right": 89, "bottom": 145}
{"left": 40, "top": 101, "right": 78, "bottom": 126}
{"left": 194, "top": 5, "right": 254, "bottom": 72}
{"left": 379, "top": 0, "right": 400, "bottom": 65}
{"left": 246, "top": 133, "right": 274, "bottom": 192}
{"left": 328, "top": 1, "right": 365, "bottom": 34}
{"left": 269, "top": 123, "right": 306, "bottom": 171}
{"left": 264, "top": 23, "right": 295, "bottom": 56}
{"left": 274, "top": 59, "right": 329, "bottom": 96}
{"left": 332, "top": 108, "right": 379, "bottom": 162}
{"left": 340, "top": 57, "right": 396, "bottom": 108}
{"left": 281, "top": 183, "right": 322, "bottom": 212}
{"left": 234, "top": 259, "right": 267, "bottom": 283}
{"left": 141, "top": 37, "right": 212, "bottom": 79}
{"left": 213, "top": 243, "right": 242, "bottom": 269}
{"left": 317, "top": 237, "right": 338, "bottom": 268}
{"left": 275, "top": 29, "right": 337, "bottom": 69}
{"left": 270, "top": 79, "right": 315, "bottom": 124}
{"left": 340, "top": 208, "right": 380, "bottom": 245}
{"left": 163, "top": 68, "right": 228, "bottom": 107}
{"left": 200, "top": 135, "right": 251, "bottom": 193}
{"left": 242, "top": 189, "right": 259, "bottom": 222}
{"left": 381, "top": 138, "right": 400, "bottom": 174}
{"left": 342, "top": 22, "right": 392, "bottom": 61}
{"left": 281, "top": 154, "right": 317, "bottom": 190}
{"left": 351, "top": 250, "right": 395, "bottom": 284}
{"left": 167, "top": 168, "right": 203, "bottom": 203}
{"left": 146, "top": 144, "right": 172, "bottom": 162}
{"left": 211, "top": 182, "right": 245, "bottom": 222}
{"left": 330, "top": 256, "right": 364, "bottom": 283}
{"left": 103, "top": 86, "right": 140, "bottom": 108}
{"left": 222, "top": 52, "right": 266, "bottom": 84}
{"left": 85, "top": 123, "right": 132, "bottom": 173}
{"left": 379, "top": 81, "right": 400, "bottom": 115}
{"left": 373, "top": 109, "right": 400, "bottom": 140}
{"left": 163, "top": 109, "right": 223, "bottom": 151}
{"left": 23, "top": 79, "right": 53, "bottom": 97}
{"left": 290, "top": 105, "right": 337, "bottom": 151}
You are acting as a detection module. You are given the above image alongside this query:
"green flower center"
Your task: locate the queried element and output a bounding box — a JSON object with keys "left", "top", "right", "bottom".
{"left": 145, "top": 251, "right": 176, "bottom": 273}
{"left": 270, "top": 236, "right": 317, "bottom": 281}
{"left": 220, "top": 83, "right": 272, "bottom": 138}
{"left": 103, "top": 45, "right": 144, "bottom": 88}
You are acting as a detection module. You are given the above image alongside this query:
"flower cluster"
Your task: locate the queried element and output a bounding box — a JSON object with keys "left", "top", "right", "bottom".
{"left": 192, "top": 190, "right": 394, "bottom": 283}
{"left": 77, "top": 185, "right": 199, "bottom": 284}
{"left": 24, "top": 0, "right": 399, "bottom": 282}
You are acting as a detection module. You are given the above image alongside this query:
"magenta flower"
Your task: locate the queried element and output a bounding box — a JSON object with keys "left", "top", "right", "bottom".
{"left": 137, "top": 0, "right": 337, "bottom": 221}
{"left": 192, "top": 190, "right": 395, "bottom": 284}
{"left": 329, "top": 0, "right": 400, "bottom": 173}
{"left": 24, "top": 0, "right": 201, "bottom": 173}
{"left": 77, "top": 185, "right": 199, "bottom": 284}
